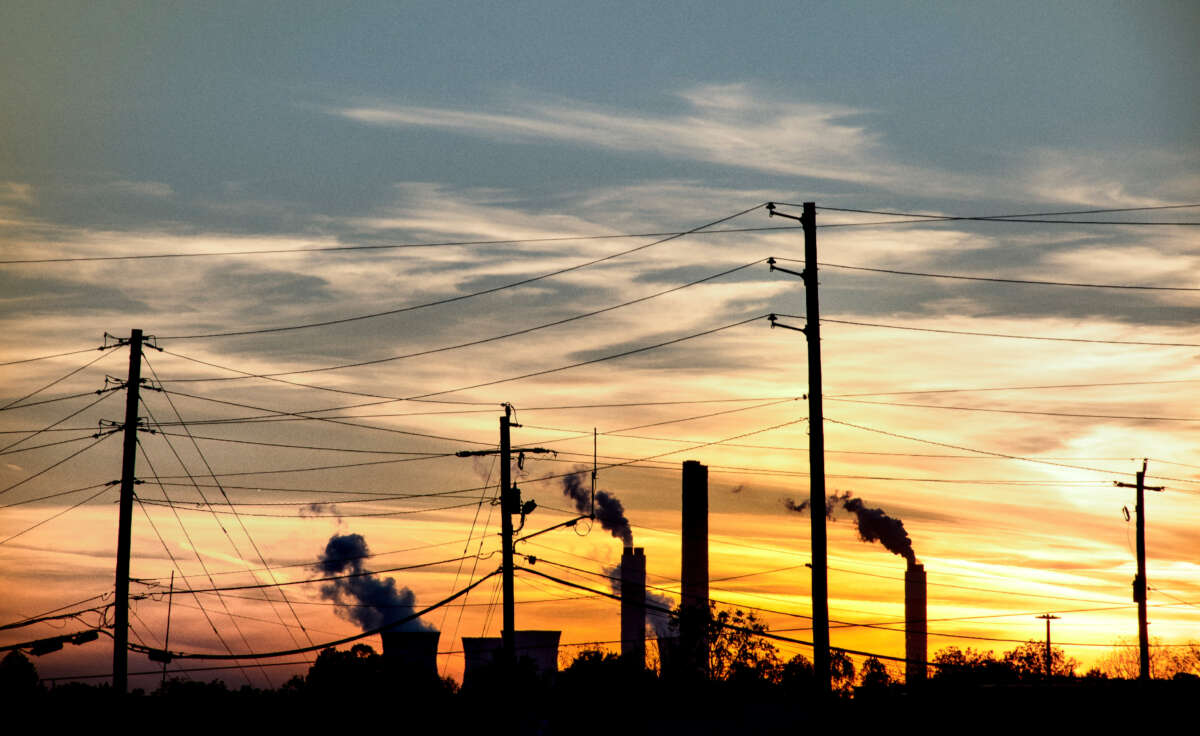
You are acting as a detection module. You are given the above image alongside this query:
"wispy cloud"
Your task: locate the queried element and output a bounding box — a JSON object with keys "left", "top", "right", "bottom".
{"left": 1019, "top": 148, "right": 1200, "bottom": 208}
{"left": 335, "top": 84, "right": 986, "bottom": 195}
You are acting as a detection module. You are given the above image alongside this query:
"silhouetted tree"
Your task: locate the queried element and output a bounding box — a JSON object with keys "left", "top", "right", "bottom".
{"left": 779, "top": 652, "right": 814, "bottom": 695}
{"left": 0, "top": 650, "right": 40, "bottom": 699}
{"left": 1002, "top": 640, "right": 1078, "bottom": 679}
{"left": 931, "top": 646, "right": 1016, "bottom": 685}
{"left": 829, "top": 649, "right": 856, "bottom": 695}
{"left": 705, "top": 605, "right": 783, "bottom": 686}
{"left": 932, "top": 642, "right": 1078, "bottom": 685}
{"left": 855, "top": 656, "right": 894, "bottom": 697}
{"left": 154, "top": 677, "right": 233, "bottom": 698}
{"left": 1092, "top": 637, "right": 1200, "bottom": 680}
{"left": 303, "top": 643, "right": 387, "bottom": 695}
{"left": 559, "top": 648, "right": 655, "bottom": 699}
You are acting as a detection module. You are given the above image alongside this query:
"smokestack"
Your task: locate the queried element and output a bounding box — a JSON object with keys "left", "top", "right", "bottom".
{"left": 905, "top": 560, "right": 927, "bottom": 686}
{"left": 620, "top": 546, "right": 646, "bottom": 669}
{"left": 381, "top": 630, "right": 441, "bottom": 684}
{"left": 680, "top": 460, "right": 709, "bottom": 678}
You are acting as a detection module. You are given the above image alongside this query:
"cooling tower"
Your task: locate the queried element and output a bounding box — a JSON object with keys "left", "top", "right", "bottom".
{"left": 462, "top": 630, "right": 562, "bottom": 688}
{"left": 380, "top": 630, "right": 441, "bottom": 683}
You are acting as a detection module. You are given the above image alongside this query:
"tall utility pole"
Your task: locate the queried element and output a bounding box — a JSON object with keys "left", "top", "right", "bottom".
{"left": 455, "top": 405, "right": 551, "bottom": 668}
{"left": 1115, "top": 460, "right": 1163, "bottom": 681}
{"left": 113, "top": 328, "right": 143, "bottom": 694}
{"left": 498, "top": 408, "right": 515, "bottom": 665}
{"left": 766, "top": 202, "right": 830, "bottom": 694}
{"left": 1036, "top": 614, "right": 1060, "bottom": 677}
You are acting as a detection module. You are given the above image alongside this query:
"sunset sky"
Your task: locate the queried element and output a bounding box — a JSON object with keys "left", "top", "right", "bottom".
{"left": 2, "top": 2, "right": 1198, "bottom": 690}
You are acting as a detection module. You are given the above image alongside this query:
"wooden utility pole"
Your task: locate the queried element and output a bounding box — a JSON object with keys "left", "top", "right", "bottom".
{"left": 1036, "top": 614, "right": 1060, "bottom": 677}
{"left": 1115, "top": 460, "right": 1163, "bottom": 681}
{"left": 766, "top": 201, "right": 830, "bottom": 694}
{"left": 113, "top": 329, "right": 143, "bottom": 694}
{"left": 161, "top": 571, "right": 174, "bottom": 688}
{"left": 454, "top": 405, "right": 551, "bottom": 669}
{"left": 498, "top": 408, "right": 515, "bottom": 665}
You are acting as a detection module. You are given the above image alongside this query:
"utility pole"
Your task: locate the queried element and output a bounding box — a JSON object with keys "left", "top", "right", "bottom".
{"left": 1115, "top": 460, "right": 1163, "bottom": 681}
{"left": 1036, "top": 614, "right": 1060, "bottom": 677}
{"left": 455, "top": 405, "right": 551, "bottom": 668}
{"left": 766, "top": 201, "right": 830, "bottom": 694}
{"left": 113, "top": 329, "right": 143, "bottom": 694}
{"left": 161, "top": 571, "right": 174, "bottom": 688}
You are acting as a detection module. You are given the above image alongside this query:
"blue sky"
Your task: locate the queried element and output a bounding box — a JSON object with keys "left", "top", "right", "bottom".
{"left": 1, "top": 1, "right": 1198, "bottom": 688}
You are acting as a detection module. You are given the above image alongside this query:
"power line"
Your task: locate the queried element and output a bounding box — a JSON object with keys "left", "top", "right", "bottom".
{"left": 89, "top": 394, "right": 804, "bottom": 430}
{"left": 535, "top": 449, "right": 1114, "bottom": 486}
{"left": 802, "top": 202, "right": 1200, "bottom": 227}
{"left": 520, "top": 397, "right": 799, "bottom": 447}
{"left": 0, "top": 390, "right": 120, "bottom": 413}
{"left": 826, "top": 396, "right": 1200, "bottom": 423}
{"left": 0, "top": 346, "right": 107, "bottom": 367}
{"left": 156, "top": 259, "right": 765, "bottom": 388}
{"left": 1, "top": 349, "right": 115, "bottom": 411}
{"left": 136, "top": 487, "right": 485, "bottom": 506}
{"left": 0, "top": 432, "right": 114, "bottom": 498}
{"left": 773, "top": 312, "right": 1200, "bottom": 349}
{"left": 142, "top": 357, "right": 316, "bottom": 650}
{"left": 817, "top": 202, "right": 1200, "bottom": 218}
{"left": 828, "top": 377, "right": 1200, "bottom": 398}
{"left": 155, "top": 388, "right": 486, "bottom": 445}
{"left": 139, "top": 554, "right": 488, "bottom": 596}
{"left": 133, "top": 448, "right": 453, "bottom": 480}
{"left": 517, "top": 430, "right": 1117, "bottom": 485}
{"left": 148, "top": 430, "right": 453, "bottom": 455}
{"left": 826, "top": 416, "right": 1200, "bottom": 487}
{"left": 160, "top": 312, "right": 765, "bottom": 409}
{"left": 157, "top": 204, "right": 765, "bottom": 340}
{"left": 149, "top": 480, "right": 492, "bottom": 500}
{"left": 543, "top": 427, "right": 1133, "bottom": 462}
{"left": 132, "top": 492, "right": 270, "bottom": 685}
{"left": 134, "top": 439, "right": 282, "bottom": 680}
{"left": 0, "top": 481, "right": 114, "bottom": 509}
{"left": 7, "top": 203, "right": 1194, "bottom": 267}
{"left": 813, "top": 261, "right": 1200, "bottom": 292}
{"left": 135, "top": 497, "right": 485, "bottom": 519}
{"left": 0, "top": 224, "right": 800, "bottom": 266}
{"left": 0, "top": 432, "right": 115, "bottom": 457}
{"left": 132, "top": 451, "right": 453, "bottom": 480}
{"left": 0, "top": 484, "right": 113, "bottom": 546}
{"left": 130, "top": 536, "right": 484, "bottom": 584}
{"left": 0, "top": 389, "right": 117, "bottom": 454}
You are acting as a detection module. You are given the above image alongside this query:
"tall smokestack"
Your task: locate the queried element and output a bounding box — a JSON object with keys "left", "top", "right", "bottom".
{"left": 621, "top": 546, "right": 646, "bottom": 669}
{"left": 680, "top": 460, "right": 709, "bottom": 678}
{"left": 905, "top": 560, "right": 927, "bottom": 686}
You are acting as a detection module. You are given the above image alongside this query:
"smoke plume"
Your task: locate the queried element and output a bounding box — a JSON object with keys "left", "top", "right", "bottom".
{"left": 562, "top": 469, "right": 632, "bottom": 546}
{"left": 299, "top": 502, "right": 341, "bottom": 520}
{"left": 314, "top": 533, "right": 434, "bottom": 633}
{"left": 784, "top": 491, "right": 916, "bottom": 563}
{"left": 605, "top": 563, "right": 675, "bottom": 638}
